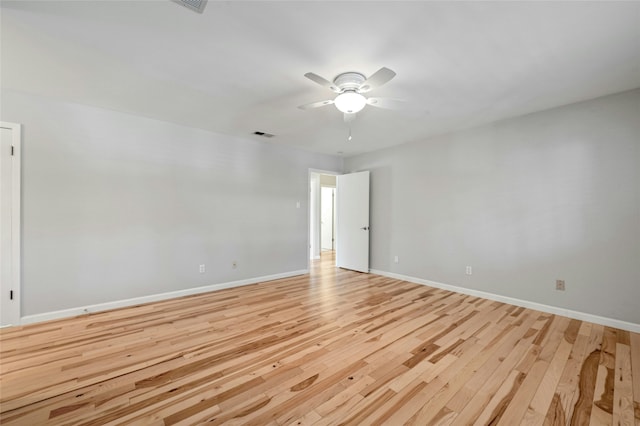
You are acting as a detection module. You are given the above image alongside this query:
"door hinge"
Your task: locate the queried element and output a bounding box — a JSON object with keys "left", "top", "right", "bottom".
{"left": 10, "top": 290, "right": 14, "bottom": 300}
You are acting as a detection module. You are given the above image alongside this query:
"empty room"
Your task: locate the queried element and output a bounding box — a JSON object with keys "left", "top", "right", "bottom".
{"left": 0, "top": 1, "right": 639, "bottom": 425}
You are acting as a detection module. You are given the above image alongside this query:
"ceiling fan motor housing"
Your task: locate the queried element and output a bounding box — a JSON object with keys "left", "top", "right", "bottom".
{"left": 333, "top": 72, "right": 366, "bottom": 92}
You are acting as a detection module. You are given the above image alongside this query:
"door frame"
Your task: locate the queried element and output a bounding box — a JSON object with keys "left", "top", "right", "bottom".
{"left": 308, "top": 168, "right": 340, "bottom": 270}
{"left": 0, "top": 122, "right": 21, "bottom": 326}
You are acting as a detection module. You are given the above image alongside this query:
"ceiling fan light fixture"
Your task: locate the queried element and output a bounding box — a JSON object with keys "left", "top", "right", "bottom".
{"left": 334, "top": 92, "right": 367, "bottom": 114}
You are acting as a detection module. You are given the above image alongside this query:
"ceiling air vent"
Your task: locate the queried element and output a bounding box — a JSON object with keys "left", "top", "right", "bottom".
{"left": 253, "top": 131, "right": 275, "bottom": 138}
{"left": 172, "top": 0, "right": 207, "bottom": 14}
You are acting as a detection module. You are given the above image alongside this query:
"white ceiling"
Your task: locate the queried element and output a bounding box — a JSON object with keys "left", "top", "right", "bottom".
{"left": 2, "top": 1, "right": 639, "bottom": 156}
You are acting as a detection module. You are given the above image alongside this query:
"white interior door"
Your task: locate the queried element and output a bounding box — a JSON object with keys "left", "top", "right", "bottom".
{"left": 1, "top": 122, "right": 21, "bottom": 326}
{"left": 321, "top": 187, "right": 334, "bottom": 250}
{"left": 336, "top": 171, "right": 370, "bottom": 273}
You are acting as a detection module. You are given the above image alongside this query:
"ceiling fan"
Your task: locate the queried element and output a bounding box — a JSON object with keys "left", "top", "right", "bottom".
{"left": 298, "top": 67, "right": 397, "bottom": 122}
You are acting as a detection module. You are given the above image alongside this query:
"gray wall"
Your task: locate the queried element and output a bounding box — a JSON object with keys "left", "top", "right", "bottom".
{"left": 2, "top": 90, "right": 342, "bottom": 316}
{"left": 345, "top": 89, "right": 640, "bottom": 324}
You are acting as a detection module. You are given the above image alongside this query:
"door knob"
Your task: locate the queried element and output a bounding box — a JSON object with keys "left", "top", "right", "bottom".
{"left": 360, "top": 226, "right": 369, "bottom": 230}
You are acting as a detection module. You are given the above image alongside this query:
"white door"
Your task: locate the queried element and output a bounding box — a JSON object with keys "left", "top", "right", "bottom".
{"left": 336, "top": 171, "right": 370, "bottom": 273}
{"left": 321, "top": 187, "right": 334, "bottom": 250}
{"left": 1, "top": 123, "right": 20, "bottom": 326}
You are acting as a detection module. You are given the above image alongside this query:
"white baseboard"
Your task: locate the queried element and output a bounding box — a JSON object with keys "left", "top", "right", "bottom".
{"left": 370, "top": 269, "right": 640, "bottom": 333}
{"left": 19, "top": 268, "right": 639, "bottom": 333}
{"left": 20, "top": 270, "right": 308, "bottom": 326}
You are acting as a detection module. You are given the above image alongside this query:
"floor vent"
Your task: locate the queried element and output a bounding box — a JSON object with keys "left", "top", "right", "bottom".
{"left": 172, "top": 0, "right": 207, "bottom": 14}
{"left": 253, "top": 131, "right": 275, "bottom": 138}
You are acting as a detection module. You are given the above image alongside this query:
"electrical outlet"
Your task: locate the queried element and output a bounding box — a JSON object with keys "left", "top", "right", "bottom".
{"left": 199, "top": 264, "right": 205, "bottom": 273}
{"left": 394, "top": 256, "right": 399, "bottom": 264}
{"left": 556, "top": 280, "right": 565, "bottom": 291}
{"left": 232, "top": 260, "right": 237, "bottom": 269}
{"left": 465, "top": 266, "right": 472, "bottom": 275}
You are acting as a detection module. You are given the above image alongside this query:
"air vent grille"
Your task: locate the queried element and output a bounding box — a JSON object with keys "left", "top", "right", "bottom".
{"left": 253, "top": 131, "right": 275, "bottom": 138}
{"left": 172, "top": 0, "right": 207, "bottom": 14}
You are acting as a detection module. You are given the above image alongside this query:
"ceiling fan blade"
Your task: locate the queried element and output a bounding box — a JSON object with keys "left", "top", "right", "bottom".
{"left": 358, "top": 67, "right": 396, "bottom": 93}
{"left": 366, "top": 97, "right": 404, "bottom": 109}
{"left": 344, "top": 112, "right": 356, "bottom": 123}
{"left": 304, "top": 72, "right": 341, "bottom": 93}
{"left": 298, "top": 99, "right": 335, "bottom": 110}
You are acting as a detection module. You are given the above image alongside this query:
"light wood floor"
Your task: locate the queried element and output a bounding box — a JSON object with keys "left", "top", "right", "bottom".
{"left": 1, "top": 252, "right": 639, "bottom": 425}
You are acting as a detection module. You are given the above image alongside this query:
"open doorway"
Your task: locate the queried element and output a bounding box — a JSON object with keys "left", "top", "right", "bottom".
{"left": 320, "top": 186, "right": 335, "bottom": 252}
{"left": 309, "top": 170, "right": 339, "bottom": 268}
{"left": 309, "top": 169, "right": 371, "bottom": 273}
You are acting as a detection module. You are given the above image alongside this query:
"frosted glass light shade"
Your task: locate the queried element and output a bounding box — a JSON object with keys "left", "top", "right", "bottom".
{"left": 334, "top": 92, "right": 366, "bottom": 113}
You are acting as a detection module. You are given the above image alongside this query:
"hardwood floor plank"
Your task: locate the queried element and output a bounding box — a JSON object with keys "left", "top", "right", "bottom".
{"left": 570, "top": 324, "right": 605, "bottom": 426}
{"left": 629, "top": 332, "right": 640, "bottom": 425}
{"left": 527, "top": 321, "right": 577, "bottom": 423}
{"left": 613, "top": 341, "right": 634, "bottom": 426}
{"left": 590, "top": 327, "right": 618, "bottom": 426}
{"left": 542, "top": 321, "right": 592, "bottom": 426}
{"left": 0, "top": 252, "right": 637, "bottom": 425}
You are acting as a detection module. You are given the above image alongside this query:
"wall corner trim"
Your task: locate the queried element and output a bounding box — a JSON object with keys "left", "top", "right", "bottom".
{"left": 20, "top": 270, "right": 309, "bottom": 326}
{"left": 370, "top": 269, "right": 640, "bottom": 333}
